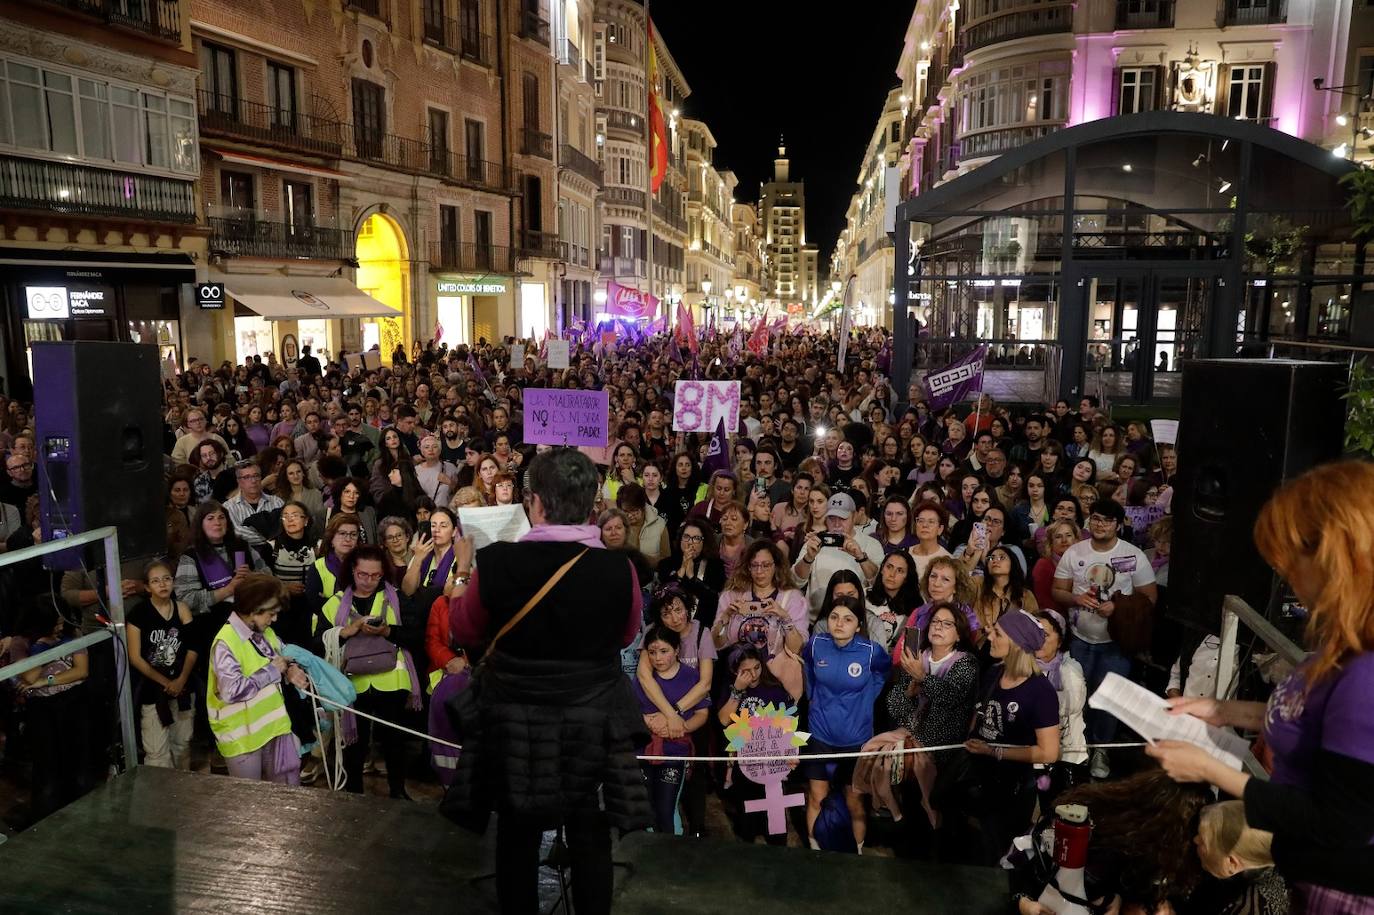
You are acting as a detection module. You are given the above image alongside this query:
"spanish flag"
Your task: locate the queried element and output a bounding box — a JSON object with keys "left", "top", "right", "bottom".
{"left": 647, "top": 20, "right": 669, "bottom": 194}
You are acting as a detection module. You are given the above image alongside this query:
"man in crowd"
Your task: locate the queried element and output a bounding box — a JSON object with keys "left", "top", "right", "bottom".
{"left": 224, "top": 460, "right": 284, "bottom": 546}
{"left": 0, "top": 449, "right": 37, "bottom": 513}
{"left": 791, "top": 492, "right": 882, "bottom": 622}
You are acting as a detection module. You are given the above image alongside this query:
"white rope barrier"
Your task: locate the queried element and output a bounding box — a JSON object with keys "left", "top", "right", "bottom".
{"left": 297, "top": 686, "right": 1147, "bottom": 764}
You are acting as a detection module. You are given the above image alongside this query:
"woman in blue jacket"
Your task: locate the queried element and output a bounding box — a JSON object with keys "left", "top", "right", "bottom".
{"left": 800, "top": 570, "right": 892, "bottom": 853}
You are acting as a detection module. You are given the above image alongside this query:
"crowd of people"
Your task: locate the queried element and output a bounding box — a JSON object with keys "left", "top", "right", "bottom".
{"left": 0, "top": 327, "right": 1370, "bottom": 915}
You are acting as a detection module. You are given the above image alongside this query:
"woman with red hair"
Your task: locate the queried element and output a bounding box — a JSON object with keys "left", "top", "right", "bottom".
{"left": 1149, "top": 460, "right": 1374, "bottom": 912}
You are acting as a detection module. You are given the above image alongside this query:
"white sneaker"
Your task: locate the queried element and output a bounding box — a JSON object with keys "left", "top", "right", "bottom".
{"left": 1090, "top": 749, "right": 1110, "bottom": 779}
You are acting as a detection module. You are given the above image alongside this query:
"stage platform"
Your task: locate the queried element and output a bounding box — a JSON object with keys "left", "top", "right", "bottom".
{"left": 0, "top": 767, "right": 1009, "bottom": 913}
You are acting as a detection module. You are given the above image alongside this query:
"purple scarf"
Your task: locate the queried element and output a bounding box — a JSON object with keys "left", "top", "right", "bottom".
{"left": 325, "top": 552, "right": 345, "bottom": 579}
{"left": 1037, "top": 652, "right": 1066, "bottom": 690}
{"left": 420, "top": 545, "right": 455, "bottom": 588}
{"left": 520, "top": 524, "right": 606, "bottom": 550}
{"left": 197, "top": 548, "right": 233, "bottom": 590}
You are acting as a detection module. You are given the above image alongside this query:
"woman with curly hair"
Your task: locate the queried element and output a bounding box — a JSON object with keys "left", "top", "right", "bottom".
{"left": 1150, "top": 461, "right": 1374, "bottom": 912}
{"left": 1007, "top": 768, "right": 1211, "bottom": 914}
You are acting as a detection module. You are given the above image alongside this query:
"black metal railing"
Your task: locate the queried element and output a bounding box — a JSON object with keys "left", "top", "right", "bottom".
{"left": 519, "top": 10, "right": 550, "bottom": 44}
{"left": 560, "top": 39, "right": 582, "bottom": 73}
{"left": 964, "top": 3, "right": 1073, "bottom": 54}
{"left": 520, "top": 127, "right": 553, "bottom": 159}
{"left": 208, "top": 213, "right": 348, "bottom": 260}
{"left": 959, "top": 123, "right": 1061, "bottom": 159}
{"left": 344, "top": 0, "right": 387, "bottom": 23}
{"left": 429, "top": 241, "right": 515, "bottom": 274}
{"left": 0, "top": 153, "right": 196, "bottom": 222}
{"left": 35, "top": 0, "right": 181, "bottom": 42}
{"left": 1222, "top": 0, "right": 1286, "bottom": 25}
{"left": 1116, "top": 0, "right": 1174, "bottom": 28}
{"left": 604, "top": 186, "right": 646, "bottom": 209}
{"left": 423, "top": 10, "right": 493, "bottom": 67}
{"left": 654, "top": 200, "right": 686, "bottom": 231}
{"left": 198, "top": 90, "right": 344, "bottom": 157}
{"left": 461, "top": 28, "right": 494, "bottom": 66}
{"left": 519, "top": 229, "right": 560, "bottom": 258}
{"left": 559, "top": 143, "right": 602, "bottom": 185}
{"left": 605, "top": 108, "right": 642, "bottom": 133}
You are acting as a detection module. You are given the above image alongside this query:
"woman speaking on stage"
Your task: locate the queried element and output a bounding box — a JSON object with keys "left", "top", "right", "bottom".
{"left": 1149, "top": 461, "right": 1374, "bottom": 913}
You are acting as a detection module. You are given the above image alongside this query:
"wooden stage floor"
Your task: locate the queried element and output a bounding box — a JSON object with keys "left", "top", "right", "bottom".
{"left": 0, "top": 767, "right": 1009, "bottom": 913}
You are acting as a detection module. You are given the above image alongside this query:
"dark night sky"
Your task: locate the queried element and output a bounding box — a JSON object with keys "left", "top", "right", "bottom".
{"left": 651, "top": 2, "right": 913, "bottom": 271}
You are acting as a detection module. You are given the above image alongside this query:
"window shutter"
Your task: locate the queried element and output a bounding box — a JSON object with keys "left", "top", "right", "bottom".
{"left": 1260, "top": 61, "right": 1277, "bottom": 123}
{"left": 1153, "top": 65, "right": 1167, "bottom": 112}
{"left": 1214, "top": 64, "right": 1232, "bottom": 116}
{"left": 1110, "top": 67, "right": 1123, "bottom": 116}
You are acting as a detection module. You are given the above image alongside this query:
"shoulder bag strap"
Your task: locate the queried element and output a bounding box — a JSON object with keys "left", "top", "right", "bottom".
{"left": 481, "top": 548, "right": 588, "bottom": 661}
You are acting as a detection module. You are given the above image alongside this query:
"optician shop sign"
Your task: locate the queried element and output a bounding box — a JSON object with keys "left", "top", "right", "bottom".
{"left": 196, "top": 282, "right": 225, "bottom": 309}
{"left": 25, "top": 284, "right": 112, "bottom": 319}
{"left": 436, "top": 276, "right": 508, "bottom": 295}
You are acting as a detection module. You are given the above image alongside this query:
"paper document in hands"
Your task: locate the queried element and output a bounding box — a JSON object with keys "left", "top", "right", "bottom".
{"left": 1087, "top": 672, "right": 1251, "bottom": 771}
{"left": 458, "top": 505, "right": 531, "bottom": 549}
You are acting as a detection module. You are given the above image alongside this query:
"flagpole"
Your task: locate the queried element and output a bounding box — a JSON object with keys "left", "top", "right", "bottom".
{"left": 643, "top": 0, "right": 656, "bottom": 323}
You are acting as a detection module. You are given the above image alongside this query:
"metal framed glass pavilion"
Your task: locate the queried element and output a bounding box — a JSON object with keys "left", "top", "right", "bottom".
{"left": 891, "top": 112, "right": 1362, "bottom": 407}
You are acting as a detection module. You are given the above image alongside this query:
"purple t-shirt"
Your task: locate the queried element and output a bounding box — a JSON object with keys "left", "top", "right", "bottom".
{"left": 973, "top": 668, "right": 1060, "bottom": 748}
{"left": 1265, "top": 653, "right": 1374, "bottom": 788}
{"left": 633, "top": 663, "right": 710, "bottom": 758}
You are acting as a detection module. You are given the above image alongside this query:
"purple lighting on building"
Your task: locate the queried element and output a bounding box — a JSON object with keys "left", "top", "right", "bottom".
{"left": 1068, "top": 35, "right": 1117, "bottom": 127}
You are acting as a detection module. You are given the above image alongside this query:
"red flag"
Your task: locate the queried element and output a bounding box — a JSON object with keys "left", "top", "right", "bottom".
{"left": 747, "top": 308, "right": 769, "bottom": 357}
{"left": 676, "top": 302, "right": 698, "bottom": 353}
{"left": 647, "top": 21, "right": 669, "bottom": 194}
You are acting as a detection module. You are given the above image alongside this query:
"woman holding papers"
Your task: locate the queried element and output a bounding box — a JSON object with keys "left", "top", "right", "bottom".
{"left": 1149, "top": 461, "right": 1374, "bottom": 913}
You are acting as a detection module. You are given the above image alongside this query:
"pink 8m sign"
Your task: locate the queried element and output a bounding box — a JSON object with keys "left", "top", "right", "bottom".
{"left": 671, "top": 380, "right": 740, "bottom": 433}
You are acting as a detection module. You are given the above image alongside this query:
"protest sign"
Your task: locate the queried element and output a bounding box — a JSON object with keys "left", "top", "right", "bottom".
{"left": 671, "top": 379, "right": 740, "bottom": 433}
{"left": 546, "top": 338, "right": 570, "bottom": 369}
{"left": 523, "top": 388, "right": 609, "bottom": 447}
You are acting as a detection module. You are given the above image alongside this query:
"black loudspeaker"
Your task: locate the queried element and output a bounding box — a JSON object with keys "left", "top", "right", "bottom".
{"left": 1169, "top": 358, "right": 1346, "bottom": 634}
{"left": 34, "top": 341, "right": 165, "bottom": 570}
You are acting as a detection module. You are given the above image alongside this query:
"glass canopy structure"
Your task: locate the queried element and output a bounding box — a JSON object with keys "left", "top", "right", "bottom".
{"left": 891, "top": 111, "right": 1362, "bottom": 406}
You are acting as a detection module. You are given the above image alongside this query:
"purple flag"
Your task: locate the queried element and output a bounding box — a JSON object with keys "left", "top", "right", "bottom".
{"left": 922, "top": 344, "right": 989, "bottom": 410}
{"left": 702, "top": 417, "right": 730, "bottom": 475}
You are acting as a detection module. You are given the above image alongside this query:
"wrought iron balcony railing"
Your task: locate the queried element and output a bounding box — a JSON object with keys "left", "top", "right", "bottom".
{"left": 0, "top": 153, "right": 196, "bottom": 223}
{"left": 519, "top": 10, "right": 550, "bottom": 44}
{"left": 429, "top": 241, "right": 515, "bottom": 274}
{"left": 1222, "top": 0, "right": 1286, "bottom": 25}
{"left": 964, "top": 3, "right": 1073, "bottom": 54}
{"left": 208, "top": 211, "right": 348, "bottom": 260}
{"left": 520, "top": 127, "right": 553, "bottom": 159}
{"left": 198, "top": 90, "right": 344, "bottom": 157}
{"left": 1116, "top": 0, "right": 1174, "bottom": 28}
{"left": 34, "top": 0, "right": 181, "bottom": 42}
{"left": 518, "top": 229, "right": 560, "bottom": 258}
{"left": 559, "top": 143, "right": 602, "bottom": 185}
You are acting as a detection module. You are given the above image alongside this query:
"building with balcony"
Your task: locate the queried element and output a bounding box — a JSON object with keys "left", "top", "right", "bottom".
{"left": 189, "top": 0, "right": 517, "bottom": 364}
{"left": 0, "top": 2, "right": 203, "bottom": 396}
{"left": 830, "top": 87, "right": 905, "bottom": 328}
{"left": 881, "top": 0, "right": 1361, "bottom": 407}
{"left": 680, "top": 119, "right": 736, "bottom": 324}
{"left": 501, "top": 0, "right": 561, "bottom": 341}
{"left": 593, "top": 0, "right": 688, "bottom": 311}
{"left": 730, "top": 202, "right": 766, "bottom": 318}
{"left": 553, "top": 0, "right": 599, "bottom": 328}
{"left": 760, "top": 138, "right": 816, "bottom": 309}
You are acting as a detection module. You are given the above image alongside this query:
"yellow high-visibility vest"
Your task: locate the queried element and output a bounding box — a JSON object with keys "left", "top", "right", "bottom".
{"left": 206, "top": 622, "right": 292, "bottom": 759}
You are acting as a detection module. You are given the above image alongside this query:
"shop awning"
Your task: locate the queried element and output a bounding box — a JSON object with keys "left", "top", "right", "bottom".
{"left": 219, "top": 273, "right": 401, "bottom": 320}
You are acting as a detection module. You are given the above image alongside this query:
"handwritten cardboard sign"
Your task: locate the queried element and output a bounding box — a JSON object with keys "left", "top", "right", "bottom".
{"left": 725, "top": 702, "right": 809, "bottom": 834}
{"left": 509, "top": 343, "right": 525, "bottom": 369}
{"left": 1151, "top": 418, "right": 1179, "bottom": 447}
{"left": 523, "top": 388, "right": 609, "bottom": 447}
{"left": 671, "top": 379, "right": 740, "bottom": 433}
{"left": 546, "top": 338, "right": 570, "bottom": 370}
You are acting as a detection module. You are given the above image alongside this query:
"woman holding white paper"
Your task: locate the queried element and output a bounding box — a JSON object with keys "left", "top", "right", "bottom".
{"left": 1148, "top": 461, "right": 1374, "bottom": 912}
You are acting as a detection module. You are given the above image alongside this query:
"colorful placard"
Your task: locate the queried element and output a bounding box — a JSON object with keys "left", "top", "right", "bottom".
{"left": 523, "top": 388, "right": 609, "bottom": 447}
{"left": 724, "top": 702, "right": 809, "bottom": 835}
{"left": 671, "top": 379, "right": 740, "bottom": 433}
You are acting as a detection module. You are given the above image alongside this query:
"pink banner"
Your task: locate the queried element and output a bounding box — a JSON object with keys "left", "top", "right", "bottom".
{"left": 606, "top": 280, "right": 659, "bottom": 320}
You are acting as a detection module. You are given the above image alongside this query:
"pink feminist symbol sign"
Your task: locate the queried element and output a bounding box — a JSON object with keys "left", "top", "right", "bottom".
{"left": 725, "top": 703, "right": 808, "bottom": 836}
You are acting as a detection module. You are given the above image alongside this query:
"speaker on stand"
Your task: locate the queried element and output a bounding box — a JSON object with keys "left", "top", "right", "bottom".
{"left": 1168, "top": 358, "right": 1346, "bottom": 643}
{"left": 33, "top": 341, "right": 166, "bottom": 571}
